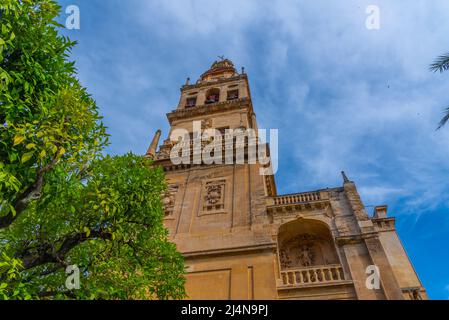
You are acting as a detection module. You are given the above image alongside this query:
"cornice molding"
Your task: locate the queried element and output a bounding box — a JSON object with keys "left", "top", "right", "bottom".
{"left": 181, "top": 74, "right": 247, "bottom": 91}
{"left": 167, "top": 97, "right": 252, "bottom": 124}
{"left": 181, "top": 243, "right": 277, "bottom": 259}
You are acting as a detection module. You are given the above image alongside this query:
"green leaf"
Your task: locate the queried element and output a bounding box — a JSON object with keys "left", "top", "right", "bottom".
{"left": 13, "top": 136, "right": 25, "bottom": 146}
{"left": 9, "top": 205, "right": 16, "bottom": 217}
{"left": 21, "top": 151, "right": 34, "bottom": 163}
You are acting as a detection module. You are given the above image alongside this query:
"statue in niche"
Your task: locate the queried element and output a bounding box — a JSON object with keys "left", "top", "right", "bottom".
{"left": 298, "top": 244, "right": 314, "bottom": 267}
{"left": 280, "top": 249, "right": 292, "bottom": 269}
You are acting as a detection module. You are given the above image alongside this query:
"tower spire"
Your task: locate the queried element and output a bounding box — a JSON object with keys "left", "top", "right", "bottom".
{"left": 341, "top": 171, "right": 350, "bottom": 183}
{"left": 146, "top": 129, "right": 161, "bottom": 158}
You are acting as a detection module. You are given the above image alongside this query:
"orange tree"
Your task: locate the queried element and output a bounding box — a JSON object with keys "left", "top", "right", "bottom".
{"left": 0, "top": 0, "right": 185, "bottom": 299}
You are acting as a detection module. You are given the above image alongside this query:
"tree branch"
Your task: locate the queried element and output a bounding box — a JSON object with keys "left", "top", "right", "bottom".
{"left": 19, "top": 229, "right": 112, "bottom": 270}
{"left": 0, "top": 151, "right": 61, "bottom": 229}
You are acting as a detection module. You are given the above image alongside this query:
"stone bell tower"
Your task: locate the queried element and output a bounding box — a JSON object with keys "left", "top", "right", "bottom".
{"left": 146, "top": 59, "right": 427, "bottom": 300}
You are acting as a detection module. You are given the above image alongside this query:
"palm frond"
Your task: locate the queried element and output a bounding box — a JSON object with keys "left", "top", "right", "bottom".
{"left": 430, "top": 52, "right": 449, "bottom": 73}
{"left": 437, "top": 107, "right": 449, "bottom": 130}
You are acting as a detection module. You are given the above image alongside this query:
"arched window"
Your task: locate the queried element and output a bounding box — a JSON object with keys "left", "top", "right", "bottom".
{"left": 205, "top": 88, "right": 220, "bottom": 104}
{"left": 185, "top": 96, "right": 197, "bottom": 108}
{"left": 227, "top": 89, "right": 239, "bottom": 101}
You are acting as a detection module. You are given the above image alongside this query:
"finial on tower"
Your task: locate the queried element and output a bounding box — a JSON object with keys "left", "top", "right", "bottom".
{"left": 341, "top": 171, "right": 350, "bottom": 183}
{"left": 200, "top": 58, "right": 237, "bottom": 82}
{"left": 146, "top": 129, "right": 162, "bottom": 159}
{"left": 185, "top": 77, "right": 190, "bottom": 85}
{"left": 241, "top": 66, "right": 245, "bottom": 74}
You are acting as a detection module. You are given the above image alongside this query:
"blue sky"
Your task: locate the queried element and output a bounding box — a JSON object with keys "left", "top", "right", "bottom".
{"left": 57, "top": 0, "right": 449, "bottom": 299}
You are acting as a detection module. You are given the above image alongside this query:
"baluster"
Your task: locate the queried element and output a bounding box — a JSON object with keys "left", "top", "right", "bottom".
{"left": 293, "top": 271, "right": 301, "bottom": 284}
{"left": 297, "top": 271, "right": 303, "bottom": 284}
{"left": 311, "top": 269, "right": 317, "bottom": 282}
{"left": 330, "top": 268, "right": 336, "bottom": 280}
{"left": 338, "top": 267, "right": 344, "bottom": 280}
{"left": 303, "top": 271, "right": 309, "bottom": 283}
{"left": 317, "top": 268, "right": 323, "bottom": 282}
{"left": 333, "top": 267, "right": 340, "bottom": 280}
{"left": 324, "top": 268, "right": 332, "bottom": 281}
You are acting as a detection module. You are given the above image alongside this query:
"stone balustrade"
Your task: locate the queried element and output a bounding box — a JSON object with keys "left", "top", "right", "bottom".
{"left": 273, "top": 191, "right": 321, "bottom": 206}
{"left": 280, "top": 265, "right": 344, "bottom": 286}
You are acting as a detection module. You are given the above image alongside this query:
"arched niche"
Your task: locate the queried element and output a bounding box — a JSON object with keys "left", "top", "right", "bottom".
{"left": 205, "top": 88, "right": 220, "bottom": 104}
{"left": 278, "top": 218, "right": 339, "bottom": 270}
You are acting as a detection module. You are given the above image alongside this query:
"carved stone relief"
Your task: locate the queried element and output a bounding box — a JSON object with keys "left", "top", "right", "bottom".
{"left": 298, "top": 244, "right": 314, "bottom": 267}
{"left": 163, "top": 184, "right": 179, "bottom": 216}
{"left": 201, "top": 118, "right": 213, "bottom": 130}
{"left": 201, "top": 179, "right": 226, "bottom": 213}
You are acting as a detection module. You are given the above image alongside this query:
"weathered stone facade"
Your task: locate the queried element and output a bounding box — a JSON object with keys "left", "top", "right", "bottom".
{"left": 147, "top": 59, "right": 427, "bottom": 300}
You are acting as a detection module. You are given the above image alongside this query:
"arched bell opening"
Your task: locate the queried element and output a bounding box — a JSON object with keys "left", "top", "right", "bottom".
{"left": 205, "top": 88, "right": 220, "bottom": 104}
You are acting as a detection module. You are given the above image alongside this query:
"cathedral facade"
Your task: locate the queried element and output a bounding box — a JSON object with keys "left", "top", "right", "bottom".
{"left": 146, "top": 59, "right": 427, "bottom": 300}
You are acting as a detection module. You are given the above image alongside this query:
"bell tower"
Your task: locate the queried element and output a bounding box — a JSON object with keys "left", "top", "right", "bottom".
{"left": 149, "top": 58, "right": 278, "bottom": 299}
